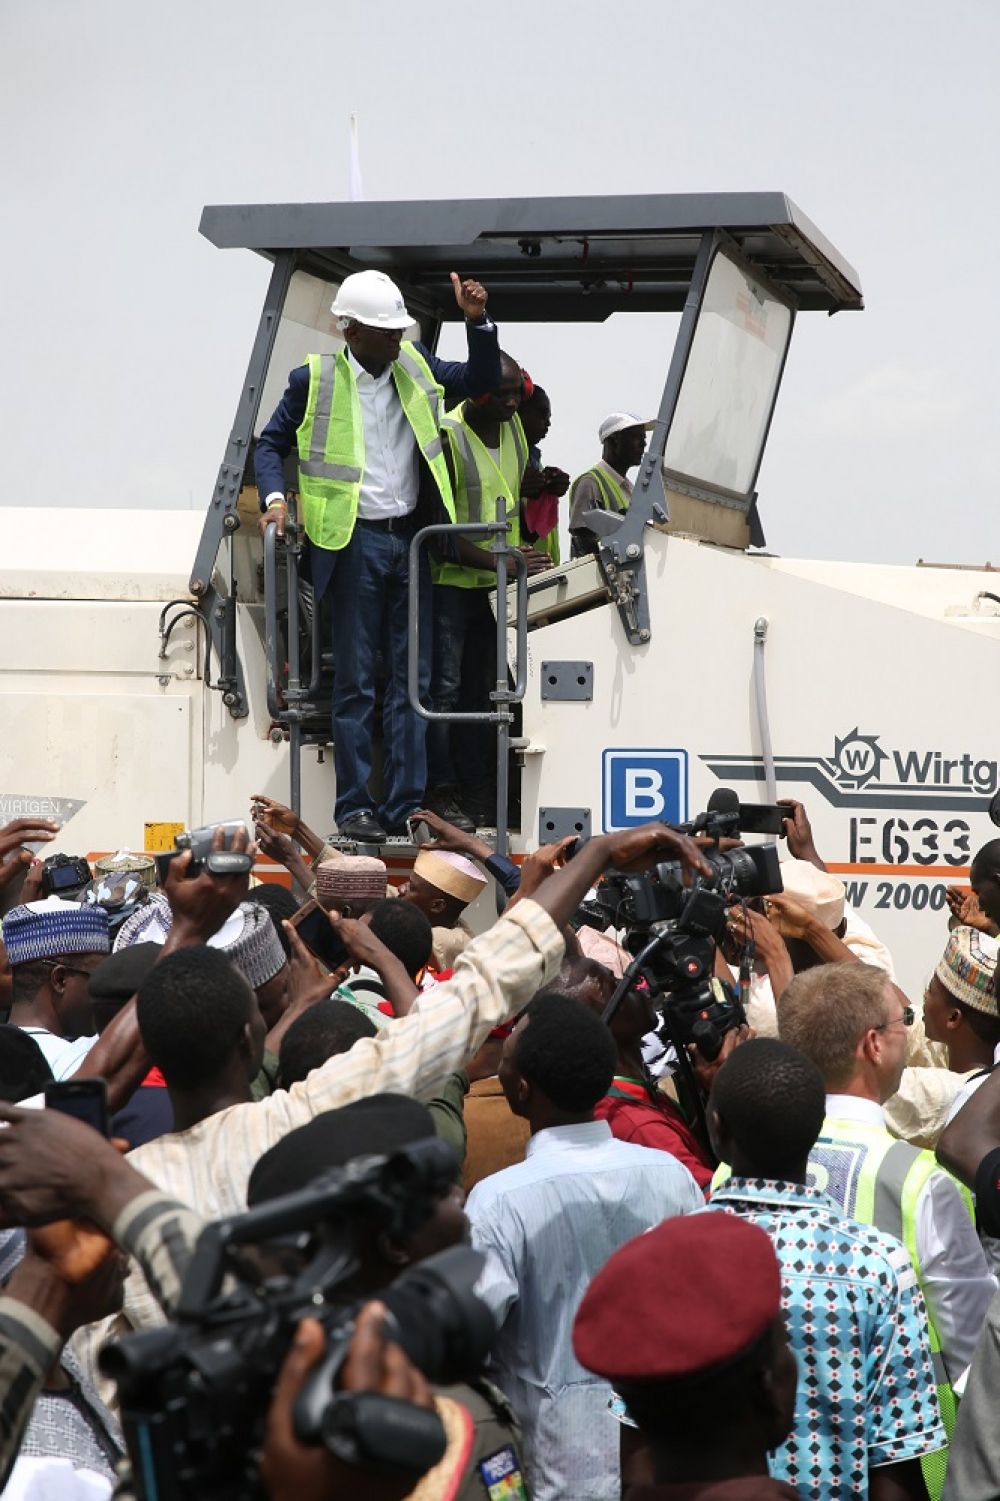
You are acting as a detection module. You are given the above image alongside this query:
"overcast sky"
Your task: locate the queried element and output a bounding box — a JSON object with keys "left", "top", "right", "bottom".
{"left": 3, "top": 0, "right": 997, "bottom": 566}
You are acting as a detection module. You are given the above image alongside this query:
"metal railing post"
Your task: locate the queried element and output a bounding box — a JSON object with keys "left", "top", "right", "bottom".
{"left": 262, "top": 524, "right": 283, "bottom": 723}
{"left": 262, "top": 502, "right": 312, "bottom": 816}
{"left": 407, "top": 513, "right": 529, "bottom": 860}
{"left": 492, "top": 497, "right": 511, "bottom": 862}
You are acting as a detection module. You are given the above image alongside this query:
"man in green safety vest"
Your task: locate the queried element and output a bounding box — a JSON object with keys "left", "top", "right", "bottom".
{"left": 424, "top": 353, "right": 551, "bottom": 832}
{"left": 778, "top": 960, "right": 997, "bottom": 1501}
{"left": 255, "top": 269, "right": 502, "bottom": 845}
{"left": 568, "top": 411, "right": 653, "bottom": 558}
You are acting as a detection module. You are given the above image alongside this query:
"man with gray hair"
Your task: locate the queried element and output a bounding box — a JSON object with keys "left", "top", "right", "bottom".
{"left": 254, "top": 269, "right": 502, "bottom": 843}
{"left": 778, "top": 960, "right": 995, "bottom": 1477}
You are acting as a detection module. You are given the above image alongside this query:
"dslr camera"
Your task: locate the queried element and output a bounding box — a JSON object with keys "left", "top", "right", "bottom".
{"left": 153, "top": 820, "right": 253, "bottom": 884}
{"left": 39, "top": 852, "right": 93, "bottom": 900}
{"left": 101, "top": 1137, "right": 495, "bottom": 1501}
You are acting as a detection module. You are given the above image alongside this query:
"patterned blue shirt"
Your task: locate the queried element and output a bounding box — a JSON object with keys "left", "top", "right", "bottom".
{"left": 708, "top": 1179, "right": 947, "bottom": 1499}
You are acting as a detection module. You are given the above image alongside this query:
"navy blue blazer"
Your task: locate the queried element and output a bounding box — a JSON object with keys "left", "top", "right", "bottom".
{"left": 253, "top": 319, "right": 501, "bottom": 511}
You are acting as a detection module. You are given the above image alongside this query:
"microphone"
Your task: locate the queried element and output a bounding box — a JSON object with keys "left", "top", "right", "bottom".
{"left": 707, "top": 787, "right": 740, "bottom": 815}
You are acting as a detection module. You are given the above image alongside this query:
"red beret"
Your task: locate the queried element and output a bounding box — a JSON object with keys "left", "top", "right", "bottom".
{"left": 573, "top": 1213, "right": 781, "bottom": 1383}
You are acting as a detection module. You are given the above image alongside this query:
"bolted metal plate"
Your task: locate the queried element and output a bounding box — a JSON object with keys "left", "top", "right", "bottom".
{"left": 540, "top": 661, "right": 593, "bottom": 701}
{"left": 538, "top": 807, "right": 591, "bottom": 843}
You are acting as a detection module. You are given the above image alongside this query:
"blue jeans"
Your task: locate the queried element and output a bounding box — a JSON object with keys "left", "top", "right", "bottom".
{"left": 427, "top": 584, "right": 495, "bottom": 790}
{"left": 328, "top": 520, "right": 432, "bottom": 828}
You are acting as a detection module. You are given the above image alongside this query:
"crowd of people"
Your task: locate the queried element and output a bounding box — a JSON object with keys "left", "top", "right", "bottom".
{"left": 0, "top": 796, "right": 1000, "bottom": 1500}
{"left": 5, "top": 268, "right": 1000, "bottom": 1500}
{"left": 253, "top": 265, "right": 651, "bottom": 841}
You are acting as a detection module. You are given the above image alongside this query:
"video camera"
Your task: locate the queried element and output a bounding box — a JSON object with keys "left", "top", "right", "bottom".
{"left": 153, "top": 820, "right": 254, "bottom": 884}
{"left": 588, "top": 792, "right": 784, "bottom": 1081}
{"left": 100, "top": 1137, "right": 495, "bottom": 1501}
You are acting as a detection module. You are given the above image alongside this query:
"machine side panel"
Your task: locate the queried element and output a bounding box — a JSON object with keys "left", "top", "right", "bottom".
{"left": 520, "top": 533, "right": 1000, "bottom": 999}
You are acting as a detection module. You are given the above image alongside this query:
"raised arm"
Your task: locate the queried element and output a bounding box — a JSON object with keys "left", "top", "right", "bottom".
{"left": 0, "top": 1106, "right": 205, "bottom": 1489}
{"left": 263, "top": 826, "right": 712, "bottom": 1136}
{"left": 71, "top": 825, "right": 256, "bottom": 1110}
{"left": 424, "top": 274, "right": 501, "bottom": 400}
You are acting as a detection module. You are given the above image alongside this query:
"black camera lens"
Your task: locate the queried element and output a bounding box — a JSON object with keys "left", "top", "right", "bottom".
{"left": 712, "top": 844, "right": 783, "bottom": 901}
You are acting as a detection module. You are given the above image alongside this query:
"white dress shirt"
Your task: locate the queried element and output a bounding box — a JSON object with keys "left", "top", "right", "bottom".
{"left": 348, "top": 348, "right": 419, "bottom": 519}
{"left": 15, "top": 1027, "right": 95, "bottom": 1081}
{"left": 819, "top": 1093, "right": 996, "bottom": 1383}
{"left": 945, "top": 1041, "right": 1000, "bottom": 1126}
{"left": 265, "top": 349, "right": 421, "bottom": 518}
{"left": 466, "top": 1119, "right": 703, "bottom": 1501}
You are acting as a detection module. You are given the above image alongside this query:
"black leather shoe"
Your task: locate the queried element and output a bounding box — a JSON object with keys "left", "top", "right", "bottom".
{"left": 464, "top": 785, "right": 499, "bottom": 828}
{"left": 422, "top": 786, "right": 476, "bottom": 835}
{"left": 336, "top": 811, "right": 388, "bottom": 843}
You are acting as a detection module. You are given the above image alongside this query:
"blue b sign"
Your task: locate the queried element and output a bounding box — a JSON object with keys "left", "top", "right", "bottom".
{"left": 602, "top": 749, "right": 688, "bottom": 832}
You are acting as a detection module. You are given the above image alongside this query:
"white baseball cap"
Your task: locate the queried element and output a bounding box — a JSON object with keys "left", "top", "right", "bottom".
{"left": 599, "top": 412, "right": 655, "bottom": 443}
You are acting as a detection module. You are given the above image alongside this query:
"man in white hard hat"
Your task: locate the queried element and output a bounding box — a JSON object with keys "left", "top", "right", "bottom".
{"left": 568, "top": 411, "right": 654, "bottom": 558}
{"left": 255, "top": 269, "right": 501, "bottom": 845}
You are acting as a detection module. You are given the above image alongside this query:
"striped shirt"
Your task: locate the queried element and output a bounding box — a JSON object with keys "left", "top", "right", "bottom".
{"left": 74, "top": 899, "right": 564, "bottom": 1403}
{"left": 467, "top": 1120, "right": 703, "bottom": 1501}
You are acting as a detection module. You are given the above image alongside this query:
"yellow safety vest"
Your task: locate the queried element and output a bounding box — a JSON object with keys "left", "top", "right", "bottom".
{"left": 571, "top": 464, "right": 630, "bottom": 514}
{"left": 433, "top": 407, "right": 529, "bottom": 589}
{"left": 294, "top": 344, "right": 455, "bottom": 553}
{"left": 535, "top": 525, "right": 560, "bottom": 567}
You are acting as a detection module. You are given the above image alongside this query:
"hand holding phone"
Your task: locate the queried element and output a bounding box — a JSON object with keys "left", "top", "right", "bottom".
{"left": 44, "top": 1079, "right": 110, "bottom": 1137}
{"left": 289, "top": 901, "right": 350, "bottom": 974}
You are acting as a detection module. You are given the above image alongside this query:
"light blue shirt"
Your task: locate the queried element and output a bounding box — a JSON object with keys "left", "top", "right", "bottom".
{"left": 466, "top": 1118, "right": 702, "bottom": 1501}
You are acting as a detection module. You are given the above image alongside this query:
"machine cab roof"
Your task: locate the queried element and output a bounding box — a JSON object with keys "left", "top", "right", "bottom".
{"left": 194, "top": 192, "right": 863, "bottom": 647}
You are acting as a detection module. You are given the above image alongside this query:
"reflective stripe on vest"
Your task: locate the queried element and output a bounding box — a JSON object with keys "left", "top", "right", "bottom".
{"left": 814, "top": 1118, "right": 971, "bottom": 1500}
{"left": 433, "top": 410, "right": 529, "bottom": 590}
{"left": 295, "top": 344, "right": 454, "bottom": 553}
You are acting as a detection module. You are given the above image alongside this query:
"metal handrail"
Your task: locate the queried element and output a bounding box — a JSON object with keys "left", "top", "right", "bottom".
{"left": 407, "top": 503, "right": 530, "bottom": 862}
{"left": 407, "top": 519, "right": 528, "bottom": 723}
{"left": 306, "top": 564, "right": 324, "bottom": 698}
{"left": 262, "top": 502, "right": 331, "bottom": 814}
{"left": 526, "top": 569, "right": 569, "bottom": 595}
{"left": 262, "top": 522, "right": 283, "bottom": 723}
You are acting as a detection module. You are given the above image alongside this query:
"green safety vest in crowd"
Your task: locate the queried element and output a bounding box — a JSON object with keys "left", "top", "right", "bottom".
{"left": 571, "top": 464, "right": 630, "bottom": 514}
{"left": 294, "top": 345, "right": 455, "bottom": 553}
{"left": 432, "top": 407, "right": 529, "bottom": 589}
{"left": 810, "top": 1118, "right": 972, "bottom": 1501}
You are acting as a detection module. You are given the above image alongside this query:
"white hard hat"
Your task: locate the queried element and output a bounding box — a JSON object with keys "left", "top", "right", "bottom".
{"left": 598, "top": 412, "right": 655, "bottom": 443}
{"left": 331, "top": 270, "right": 413, "bottom": 330}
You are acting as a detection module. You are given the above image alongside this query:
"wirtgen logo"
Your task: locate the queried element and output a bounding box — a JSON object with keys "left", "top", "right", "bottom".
{"left": 702, "top": 731, "right": 998, "bottom": 812}
{"left": 831, "top": 731, "right": 888, "bottom": 791}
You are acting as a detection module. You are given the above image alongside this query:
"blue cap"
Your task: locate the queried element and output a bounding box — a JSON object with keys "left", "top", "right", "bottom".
{"left": 2, "top": 898, "right": 110, "bottom": 967}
